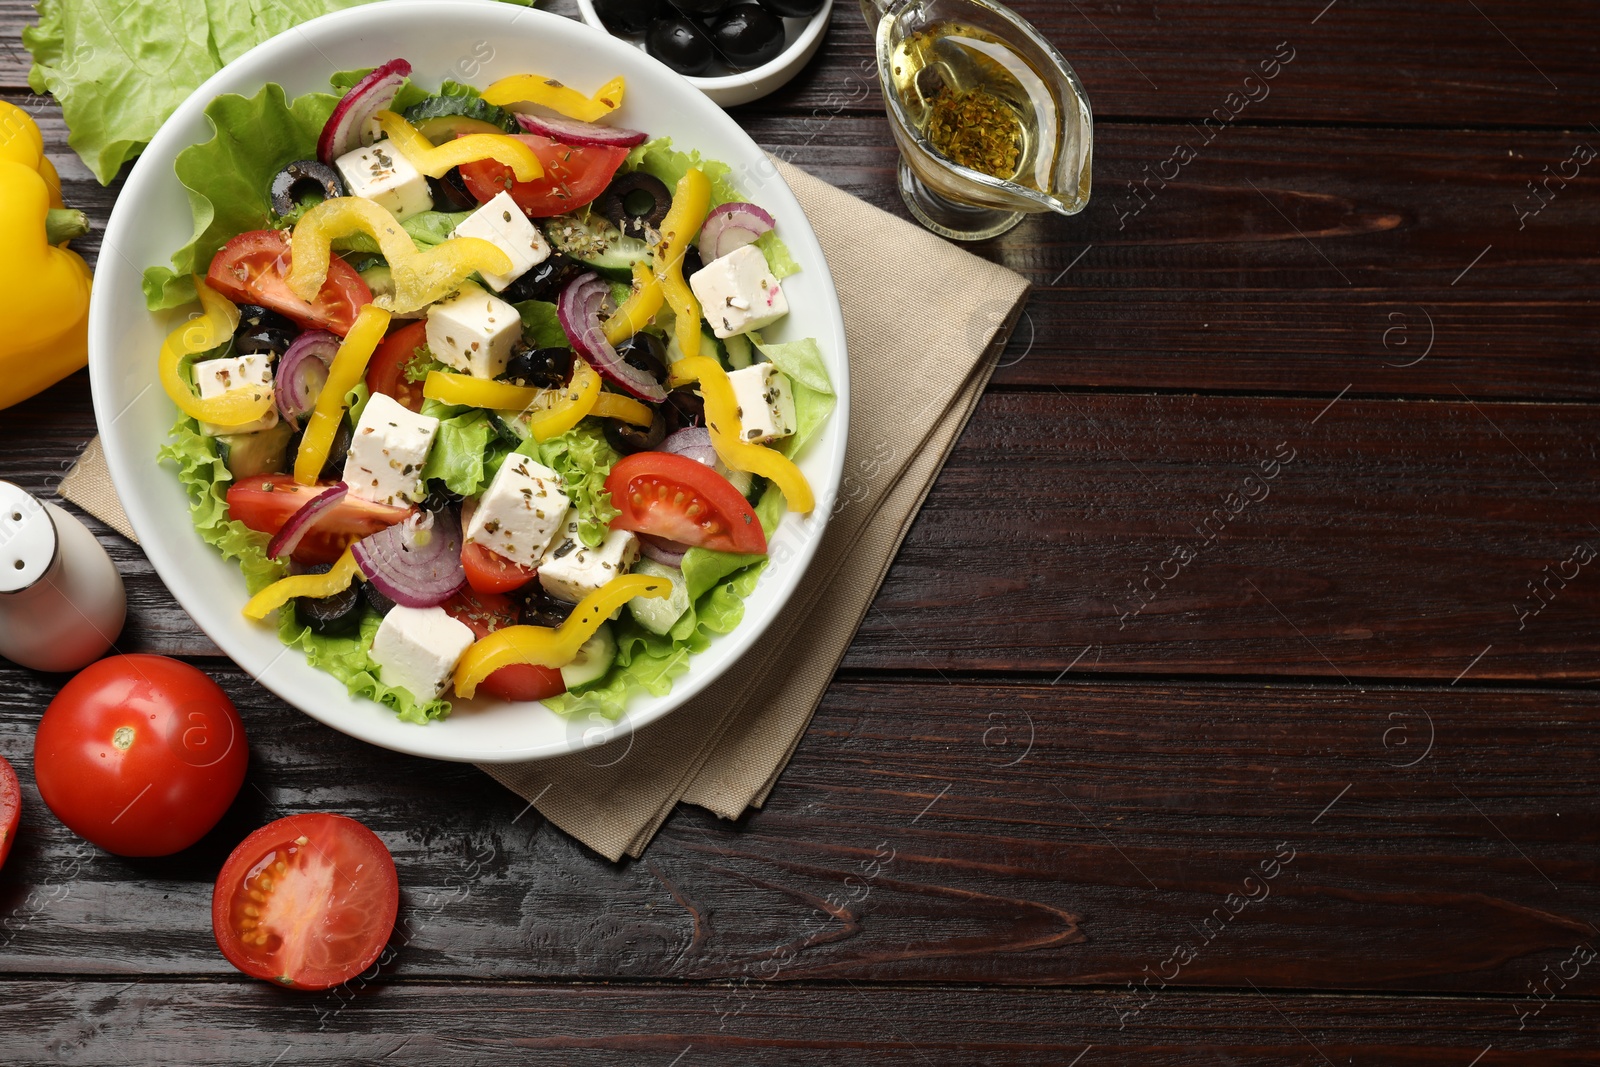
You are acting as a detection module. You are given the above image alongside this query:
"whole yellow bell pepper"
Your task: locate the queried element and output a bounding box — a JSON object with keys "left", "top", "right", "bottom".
{"left": 0, "top": 101, "right": 92, "bottom": 410}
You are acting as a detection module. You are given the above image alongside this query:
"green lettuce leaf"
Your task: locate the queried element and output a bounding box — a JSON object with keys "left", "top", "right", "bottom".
{"left": 140, "top": 82, "right": 339, "bottom": 310}
{"left": 279, "top": 608, "right": 450, "bottom": 724}
{"left": 525, "top": 423, "right": 621, "bottom": 548}
{"left": 21, "top": 1, "right": 530, "bottom": 185}
{"left": 625, "top": 136, "right": 800, "bottom": 280}
{"left": 750, "top": 333, "right": 835, "bottom": 458}
{"left": 422, "top": 410, "right": 496, "bottom": 496}
{"left": 545, "top": 483, "right": 786, "bottom": 718}
{"left": 157, "top": 416, "right": 286, "bottom": 593}
{"left": 514, "top": 300, "right": 571, "bottom": 350}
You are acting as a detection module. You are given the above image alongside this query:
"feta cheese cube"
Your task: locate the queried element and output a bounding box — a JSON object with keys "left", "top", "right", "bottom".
{"left": 726, "top": 362, "right": 796, "bottom": 443}
{"left": 342, "top": 391, "right": 440, "bottom": 506}
{"left": 538, "top": 521, "right": 641, "bottom": 605}
{"left": 370, "top": 605, "right": 476, "bottom": 700}
{"left": 425, "top": 281, "right": 523, "bottom": 379}
{"left": 195, "top": 354, "right": 278, "bottom": 436}
{"left": 464, "top": 453, "right": 570, "bottom": 568}
{"left": 448, "top": 191, "right": 551, "bottom": 292}
{"left": 688, "top": 244, "right": 789, "bottom": 339}
{"left": 333, "top": 139, "right": 433, "bottom": 221}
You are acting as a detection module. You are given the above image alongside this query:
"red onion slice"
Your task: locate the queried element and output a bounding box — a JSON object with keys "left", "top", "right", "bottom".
{"left": 266, "top": 483, "right": 350, "bottom": 560}
{"left": 556, "top": 273, "right": 668, "bottom": 402}
{"left": 639, "top": 533, "right": 692, "bottom": 567}
{"left": 661, "top": 426, "right": 717, "bottom": 467}
{"left": 275, "top": 329, "right": 341, "bottom": 429}
{"left": 351, "top": 508, "right": 467, "bottom": 608}
{"left": 697, "top": 202, "right": 776, "bottom": 264}
{"left": 513, "top": 110, "right": 648, "bottom": 148}
{"left": 318, "top": 58, "right": 412, "bottom": 164}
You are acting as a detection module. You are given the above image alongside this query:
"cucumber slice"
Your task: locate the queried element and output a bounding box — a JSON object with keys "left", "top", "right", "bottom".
{"left": 627, "top": 559, "right": 692, "bottom": 636}
{"left": 358, "top": 264, "right": 425, "bottom": 320}
{"left": 719, "top": 464, "right": 754, "bottom": 498}
{"left": 560, "top": 623, "right": 617, "bottom": 690}
{"left": 216, "top": 423, "right": 294, "bottom": 480}
{"left": 724, "top": 333, "right": 754, "bottom": 370}
{"left": 489, "top": 410, "right": 534, "bottom": 444}
{"left": 545, "top": 215, "right": 653, "bottom": 281}
{"left": 402, "top": 93, "right": 518, "bottom": 138}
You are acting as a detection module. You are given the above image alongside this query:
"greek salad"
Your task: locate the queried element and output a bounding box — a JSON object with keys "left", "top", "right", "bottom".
{"left": 150, "top": 59, "right": 834, "bottom": 723}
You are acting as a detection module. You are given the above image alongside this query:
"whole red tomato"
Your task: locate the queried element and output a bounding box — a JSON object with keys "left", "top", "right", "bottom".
{"left": 34, "top": 655, "right": 248, "bottom": 857}
{"left": 0, "top": 754, "right": 18, "bottom": 871}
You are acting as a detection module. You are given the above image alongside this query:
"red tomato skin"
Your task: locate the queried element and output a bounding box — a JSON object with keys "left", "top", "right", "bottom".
{"left": 206, "top": 229, "right": 372, "bottom": 336}
{"left": 461, "top": 540, "right": 538, "bottom": 595}
{"left": 605, "top": 451, "right": 767, "bottom": 555}
{"left": 458, "top": 135, "right": 629, "bottom": 217}
{"left": 442, "top": 589, "right": 565, "bottom": 701}
{"left": 0, "top": 755, "right": 19, "bottom": 872}
{"left": 227, "top": 475, "right": 413, "bottom": 565}
{"left": 34, "top": 655, "right": 247, "bottom": 857}
{"left": 212, "top": 812, "right": 399, "bottom": 991}
{"left": 365, "top": 320, "right": 431, "bottom": 413}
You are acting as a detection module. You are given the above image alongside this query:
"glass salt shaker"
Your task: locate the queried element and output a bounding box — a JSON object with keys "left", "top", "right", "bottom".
{"left": 0, "top": 480, "right": 125, "bottom": 672}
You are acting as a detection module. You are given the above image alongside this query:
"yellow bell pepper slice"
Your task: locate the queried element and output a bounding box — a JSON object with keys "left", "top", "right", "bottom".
{"left": 423, "top": 358, "right": 602, "bottom": 441}
{"left": 422, "top": 370, "right": 550, "bottom": 411}
{"left": 603, "top": 261, "right": 664, "bottom": 346}
{"left": 654, "top": 168, "right": 712, "bottom": 360}
{"left": 480, "top": 74, "right": 625, "bottom": 123}
{"left": 374, "top": 111, "right": 543, "bottom": 181}
{"left": 287, "top": 197, "right": 419, "bottom": 304}
{"left": 243, "top": 548, "right": 363, "bottom": 621}
{"left": 384, "top": 239, "right": 516, "bottom": 314}
{"left": 590, "top": 391, "right": 654, "bottom": 428}
{"left": 670, "top": 356, "right": 814, "bottom": 513}
{"left": 292, "top": 305, "right": 392, "bottom": 484}
{"left": 157, "top": 278, "right": 275, "bottom": 428}
{"left": 453, "top": 574, "right": 668, "bottom": 696}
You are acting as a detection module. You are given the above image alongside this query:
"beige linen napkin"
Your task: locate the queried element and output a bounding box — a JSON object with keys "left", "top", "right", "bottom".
{"left": 61, "top": 160, "right": 1031, "bottom": 860}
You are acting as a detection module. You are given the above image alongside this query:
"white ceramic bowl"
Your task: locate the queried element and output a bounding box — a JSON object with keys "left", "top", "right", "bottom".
{"left": 575, "top": 0, "right": 833, "bottom": 107}
{"left": 89, "top": 0, "right": 848, "bottom": 764}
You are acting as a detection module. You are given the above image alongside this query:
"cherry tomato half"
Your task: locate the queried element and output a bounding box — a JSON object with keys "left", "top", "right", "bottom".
{"left": 444, "top": 588, "right": 566, "bottom": 702}
{"left": 213, "top": 812, "right": 398, "bottom": 990}
{"left": 365, "top": 320, "right": 431, "bottom": 413}
{"left": 206, "top": 229, "right": 372, "bottom": 336}
{"left": 34, "top": 655, "right": 247, "bottom": 857}
{"left": 227, "top": 474, "right": 414, "bottom": 565}
{"left": 0, "top": 755, "right": 19, "bottom": 872}
{"left": 605, "top": 451, "right": 767, "bottom": 554}
{"left": 462, "top": 540, "right": 539, "bottom": 595}
{"left": 459, "top": 134, "right": 629, "bottom": 218}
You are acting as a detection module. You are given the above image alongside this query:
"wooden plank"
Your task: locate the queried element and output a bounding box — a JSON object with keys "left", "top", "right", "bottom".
{"left": 7, "top": 383, "right": 1597, "bottom": 680}
{"left": 25, "top": 93, "right": 1600, "bottom": 401}
{"left": 4, "top": 674, "right": 1596, "bottom": 992}
{"left": 0, "top": 980, "right": 1595, "bottom": 1065}
{"left": 4, "top": 0, "right": 1598, "bottom": 128}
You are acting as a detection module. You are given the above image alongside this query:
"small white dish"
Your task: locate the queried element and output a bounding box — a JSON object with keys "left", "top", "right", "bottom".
{"left": 575, "top": 0, "right": 834, "bottom": 107}
{"left": 89, "top": 0, "right": 849, "bottom": 764}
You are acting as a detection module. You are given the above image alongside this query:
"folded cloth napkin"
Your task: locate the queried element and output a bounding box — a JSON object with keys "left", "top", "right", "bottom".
{"left": 60, "top": 159, "right": 1031, "bottom": 860}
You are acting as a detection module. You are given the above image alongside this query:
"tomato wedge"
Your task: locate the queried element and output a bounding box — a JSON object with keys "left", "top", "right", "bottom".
{"left": 206, "top": 229, "right": 372, "bottom": 336}
{"left": 227, "top": 474, "right": 413, "bottom": 564}
{"left": 0, "top": 755, "right": 19, "bottom": 872}
{"left": 606, "top": 451, "right": 767, "bottom": 555}
{"left": 212, "top": 813, "right": 398, "bottom": 990}
{"left": 444, "top": 588, "right": 566, "bottom": 702}
{"left": 462, "top": 540, "right": 539, "bottom": 595}
{"left": 365, "top": 320, "right": 431, "bottom": 413}
{"left": 458, "top": 134, "right": 629, "bottom": 217}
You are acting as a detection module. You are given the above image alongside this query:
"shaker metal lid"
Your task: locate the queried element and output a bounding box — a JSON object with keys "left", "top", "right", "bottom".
{"left": 0, "top": 481, "right": 57, "bottom": 593}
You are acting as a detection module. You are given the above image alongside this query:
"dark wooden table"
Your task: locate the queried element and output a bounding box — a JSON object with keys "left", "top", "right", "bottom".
{"left": 3, "top": 1, "right": 1598, "bottom": 1062}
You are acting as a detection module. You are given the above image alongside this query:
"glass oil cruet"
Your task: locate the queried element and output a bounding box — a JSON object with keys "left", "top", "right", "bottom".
{"left": 861, "top": 0, "right": 1093, "bottom": 240}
